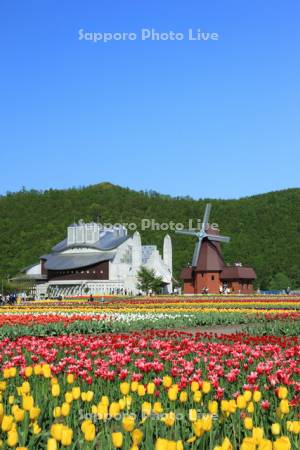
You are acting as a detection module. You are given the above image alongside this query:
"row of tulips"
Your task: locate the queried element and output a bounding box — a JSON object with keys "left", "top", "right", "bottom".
{"left": 0, "top": 330, "right": 299, "bottom": 448}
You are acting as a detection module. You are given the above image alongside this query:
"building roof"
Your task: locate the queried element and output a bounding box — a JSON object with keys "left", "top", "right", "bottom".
{"left": 195, "top": 237, "right": 225, "bottom": 272}
{"left": 221, "top": 266, "right": 256, "bottom": 280}
{"left": 180, "top": 267, "right": 194, "bottom": 280}
{"left": 44, "top": 252, "right": 114, "bottom": 271}
{"left": 51, "top": 233, "right": 128, "bottom": 252}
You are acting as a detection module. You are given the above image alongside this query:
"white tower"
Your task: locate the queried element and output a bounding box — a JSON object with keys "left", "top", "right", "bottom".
{"left": 132, "top": 231, "right": 142, "bottom": 270}
{"left": 163, "top": 234, "right": 172, "bottom": 273}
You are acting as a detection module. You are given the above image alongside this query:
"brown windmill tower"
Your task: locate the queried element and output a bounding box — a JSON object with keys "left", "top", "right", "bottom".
{"left": 177, "top": 204, "right": 256, "bottom": 294}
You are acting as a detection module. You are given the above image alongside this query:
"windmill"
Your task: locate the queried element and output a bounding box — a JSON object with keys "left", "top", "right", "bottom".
{"left": 176, "top": 203, "right": 230, "bottom": 267}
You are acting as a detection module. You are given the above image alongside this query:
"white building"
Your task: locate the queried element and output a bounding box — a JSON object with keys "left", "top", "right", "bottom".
{"left": 23, "top": 221, "right": 172, "bottom": 298}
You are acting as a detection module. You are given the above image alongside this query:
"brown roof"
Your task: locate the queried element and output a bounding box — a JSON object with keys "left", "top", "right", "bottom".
{"left": 195, "top": 237, "right": 225, "bottom": 272}
{"left": 221, "top": 266, "right": 256, "bottom": 280}
{"left": 180, "top": 267, "right": 194, "bottom": 280}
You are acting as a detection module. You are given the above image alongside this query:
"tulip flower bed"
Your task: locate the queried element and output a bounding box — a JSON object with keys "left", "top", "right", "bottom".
{"left": 0, "top": 330, "right": 299, "bottom": 449}
{"left": 0, "top": 297, "right": 299, "bottom": 448}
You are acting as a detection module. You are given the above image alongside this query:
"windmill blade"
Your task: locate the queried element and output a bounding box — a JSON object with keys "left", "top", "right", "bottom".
{"left": 192, "top": 238, "right": 203, "bottom": 267}
{"left": 201, "top": 203, "right": 212, "bottom": 232}
{"left": 206, "top": 234, "right": 230, "bottom": 243}
{"left": 175, "top": 229, "right": 198, "bottom": 237}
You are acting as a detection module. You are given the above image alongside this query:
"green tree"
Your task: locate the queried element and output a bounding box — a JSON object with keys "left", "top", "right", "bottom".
{"left": 136, "top": 267, "right": 164, "bottom": 294}
{"left": 269, "top": 272, "right": 291, "bottom": 290}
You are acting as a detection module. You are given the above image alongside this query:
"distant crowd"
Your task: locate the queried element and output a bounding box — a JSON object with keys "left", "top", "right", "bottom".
{"left": 0, "top": 292, "right": 27, "bottom": 305}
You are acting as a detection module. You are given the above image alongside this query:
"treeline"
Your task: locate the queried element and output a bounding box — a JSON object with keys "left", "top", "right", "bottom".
{"left": 0, "top": 182, "right": 299, "bottom": 289}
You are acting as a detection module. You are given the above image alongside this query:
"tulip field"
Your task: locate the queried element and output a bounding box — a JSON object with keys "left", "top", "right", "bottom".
{"left": 0, "top": 296, "right": 299, "bottom": 449}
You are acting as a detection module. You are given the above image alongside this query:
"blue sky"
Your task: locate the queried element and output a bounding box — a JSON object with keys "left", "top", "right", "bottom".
{"left": 0, "top": 0, "right": 299, "bottom": 199}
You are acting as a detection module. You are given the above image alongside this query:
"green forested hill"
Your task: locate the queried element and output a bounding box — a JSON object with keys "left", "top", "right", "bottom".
{"left": 0, "top": 183, "right": 299, "bottom": 289}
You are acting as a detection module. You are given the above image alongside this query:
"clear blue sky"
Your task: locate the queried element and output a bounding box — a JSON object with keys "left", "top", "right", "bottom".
{"left": 0, "top": 0, "right": 299, "bottom": 199}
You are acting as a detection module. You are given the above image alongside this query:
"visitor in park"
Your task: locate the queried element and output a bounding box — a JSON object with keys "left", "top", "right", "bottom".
{"left": 89, "top": 294, "right": 94, "bottom": 302}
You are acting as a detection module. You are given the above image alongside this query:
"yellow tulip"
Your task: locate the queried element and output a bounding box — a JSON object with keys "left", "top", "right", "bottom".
{"left": 147, "top": 382, "right": 155, "bottom": 395}
{"left": 101, "top": 395, "right": 109, "bottom": 406}
{"left": 240, "top": 437, "right": 256, "bottom": 450}
{"left": 155, "top": 438, "right": 169, "bottom": 449}
{"left": 21, "top": 381, "right": 30, "bottom": 394}
{"left": 271, "top": 423, "right": 281, "bottom": 436}
{"left": 61, "top": 402, "right": 70, "bottom": 416}
{"left": 51, "top": 423, "right": 63, "bottom": 441}
{"left": 189, "top": 408, "right": 198, "bottom": 422}
{"left": 131, "top": 428, "right": 143, "bottom": 445}
{"left": 8, "top": 395, "right": 15, "bottom": 404}
{"left": 142, "top": 401, "right": 152, "bottom": 416}
{"left": 162, "top": 375, "right": 172, "bottom": 388}
{"left": 131, "top": 381, "right": 138, "bottom": 392}
{"left": 119, "top": 398, "right": 126, "bottom": 410}
{"left": 67, "top": 373, "right": 74, "bottom": 384}
{"left": 252, "top": 427, "right": 264, "bottom": 444}
{"left": 279, "top": 399, "right": 289, "bottom": 414}
{"left": 193, "top": 420, "right": 204, "bottom": 437}
{"left": 122, "top": 415, "right": 135, "bottom": 432}
{"left": 168, "top": 387, "right": 178, "bottom": 401}
{"left": 237, "top": 395, "right": 247, "bottom": 409}
{"left": 51, "top": 384, "right": 60, "bottom": 397}
{"left": 97, "top": 403, "right": 108, "bottom": 420}
{"left": 32, "top": 422, "right": 41, "bottom": 435}
{"left": 84, "top": 423, "right": 96, "bottom": 441}
{"left": 33, "top": 365, "right": 42, "bottom": 376}
{"left": 221, "top": 437, "right": 233, "bottom": 450}
{"left": 9, "top": 367, "right": 17, "bottom": 378}
{"left": 42, "top": 364, "right": 51, "bottom": 378}
{"left": 61, "top": 427, "right": 73, "bottom": 446}
{"left": 278, "top": 386, "right": 288, "bottom": 399}
{"left": 287, "top": 420, "right": 300, "bottom": 434}
{"left": 65, "top": 391, "right": 73, "bottom": 403}
{"left": 53, "top": 406, "right": 61, "bottom": 418}
{"left": 208, "top": 400, "right": 218, "bottom": 414}
{"left": 22, "top": 395, "right": 34, "bottom": 411}
{"left": 247, "top": 401, "right": 254, "bottom": 413}
{"left": 253, "top": 390, "right": 262, "bottom": 402}
{"left": 13, "top": 407, "right": 25, "bottom": 422}
{"left": 137, "top": 384, "right": 146, "bottom": 396}
{"left": 112, "top": 431, "right": 123, "bottom": 448}
{"left": 109, "top": 402, "right": 120, "bottom": 418}
{"left": 244, "top": 390, "right": 252, "bottom": 402}
{"left": 7, "top": 430, "right": 18, "bottom": 447}
{"left": 72, "top": 386, "right": 81, "bottom": 399}
{"left": 191, "top": 381, "right": 199, "bottom": 392}
{"left": 202, "top": 414, "right": 213, "bottom": 431}
{"left": 153, "top": 401, "right": 163, "bottom": 414}
{"left": 47, "top": 438, "right": 58, "bottom": 450}
{"left": 1, "top": 415, "right": 14, "bottom": 431}
{"left": 202, "top": 381, "right": 211, "bottom": 393}
{"left": 244, "top": 417, "right": 253, "bottom": 430}
{"left": 162, "top": 411, "right": 175, "bottom": 427}
{"left": 273, "top": 436, "right": 291, "bottom": 450}
{"left": 257, "top": 438, "right": 273, "bottom": 450}
{"left": 120, "top": 382, "right": 130, "bottom": 395}
{"left": 29, "top": 407, "right": 40, "bottom": 420}
{"left": 179, "top": 391, "right": 187, "bottom": 402}
{"left": 126, "top": 395, "right": 132, "bottom": 408}
{"left": 3, "top": 368, "right": 11, "bottom": 379}
{"left": 193, "top": 390, "right": 202, "bottom": 402}
{"left": 86, "top": 390, "right": 94, "bottom": 402}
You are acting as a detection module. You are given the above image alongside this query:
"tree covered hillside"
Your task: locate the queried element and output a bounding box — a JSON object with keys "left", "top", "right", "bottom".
{"left": 0, "top": 183, "right": 299, "bottom": 289}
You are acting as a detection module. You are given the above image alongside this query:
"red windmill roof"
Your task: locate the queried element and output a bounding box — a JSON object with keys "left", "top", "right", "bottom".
{"left": 195, "top": 228, "right": 225, "bottom": 272}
